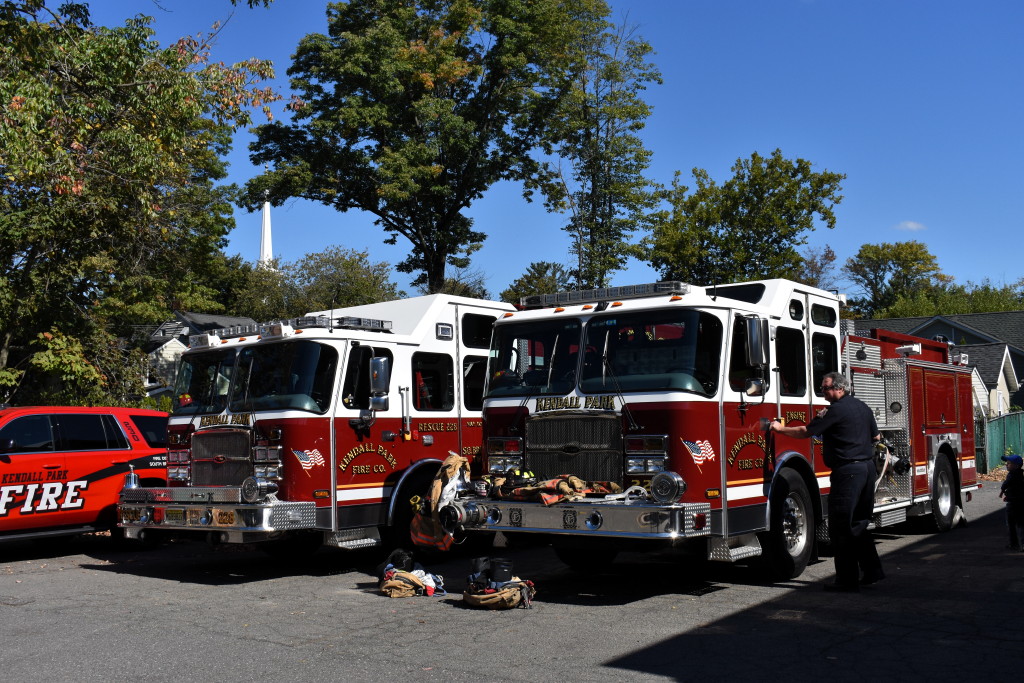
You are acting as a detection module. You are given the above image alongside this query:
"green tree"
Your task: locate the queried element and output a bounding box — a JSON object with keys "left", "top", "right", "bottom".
{"left": 222, "top": 248, "right": 400, "bottom": 322}
{"left": 645, "top": 150, "right": 845, "bottom": 286}
{"left": 542, "top": 19, "right": 660, "bottom": 288}
{"left": 0, "top": 2, "right": 278, "bottom": 403}
{"left": 288, "top": 247, "right": 401, "bottom": 313}
{"left": 844, "top": 241, "right": 944, "bottom": 317}
{"left": 879, "top": 278, "right": 1024, "bottom": 318}
{"left": 419, "top": 266, "right": 490, "bottom": 299}
{"left": 500, "top": 261, "right": 572, "bottom": 304}
{"left": 797, "top": 244, "right": 839, "bottom": 290}
{"left": 243, "top": 0, "right": 610, "bottom": 294}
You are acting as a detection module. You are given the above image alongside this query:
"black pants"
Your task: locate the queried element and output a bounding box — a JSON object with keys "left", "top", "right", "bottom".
{"left": 1006, "top": 500, "right": 1024, "bottom": 549}
{"left": 828, "top": 459, "right": 882, "bottom": 586}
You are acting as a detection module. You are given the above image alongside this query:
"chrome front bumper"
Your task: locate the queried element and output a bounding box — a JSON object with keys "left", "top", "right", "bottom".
{"left": 118, "top": 486, "right": 315, "bottom": 542}
{"left": 443, "top": 496, "right": 712, "bottom": 540}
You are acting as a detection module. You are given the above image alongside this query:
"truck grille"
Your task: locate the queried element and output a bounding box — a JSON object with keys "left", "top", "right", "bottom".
{"left": 191, "top": 428, "right": 252, "bottom": 486}
{"left": 525, "top": 413, "right": 622, "bottom": 483}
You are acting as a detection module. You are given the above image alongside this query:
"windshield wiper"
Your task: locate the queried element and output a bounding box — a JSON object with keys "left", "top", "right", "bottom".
{"left": 600, "top": 330, "right": 641, "bottom": 432}
{"left": 546, "top": 333, "right": 560, "bottom": 389}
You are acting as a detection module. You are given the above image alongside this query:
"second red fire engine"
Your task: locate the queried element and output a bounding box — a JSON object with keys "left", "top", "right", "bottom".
{"left": 440, "top": 279, "right": 978, "bottom": 579}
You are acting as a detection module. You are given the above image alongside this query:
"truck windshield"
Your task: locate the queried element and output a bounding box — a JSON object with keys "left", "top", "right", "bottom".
{"left": 580, "top": 309, "right": 723, "bottom": 396}
{"left": 229, "top": 340, "right": 338, "bottom": 414}
{"left": 485, "top": 319, "right": 582, "bottom": 397}
{"left": 172, "top": 349, "right": 237, "bottom": 415}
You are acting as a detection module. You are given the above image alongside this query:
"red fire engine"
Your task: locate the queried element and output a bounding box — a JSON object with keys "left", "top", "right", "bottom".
{"left": 118, "top": 294, "right": 514, "bottom": 552}
{"left": 440, "top": 279, "right": 978, "bottom": 579}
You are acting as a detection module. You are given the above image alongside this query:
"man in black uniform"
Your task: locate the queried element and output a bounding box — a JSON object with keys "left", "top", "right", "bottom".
{"left": 770, "top": 371, "right": 883, "bottom": 592}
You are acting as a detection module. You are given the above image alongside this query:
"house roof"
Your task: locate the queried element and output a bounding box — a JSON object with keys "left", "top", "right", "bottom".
{"left": 851, "top": 311, "right": 1024, "bottom": 394}
{"left": 954, "top": 342, "right": 1010, "bottom": 385}
{"left": 145, "top": 311, "right": 259, "bottom": 351}
{"left": 173, "top": 311, "right": 259, "bottom": 332}
{"left": 857, "top": 311, "right": 1024, "bottom": 355}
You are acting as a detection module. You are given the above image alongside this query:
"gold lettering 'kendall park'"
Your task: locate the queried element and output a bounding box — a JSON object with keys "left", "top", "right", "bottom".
{"left": 535, "top": 395, "right": 616, "bottom": 412}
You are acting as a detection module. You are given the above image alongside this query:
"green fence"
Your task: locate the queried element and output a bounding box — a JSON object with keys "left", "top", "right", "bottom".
{"left": 986, "top": 412, "right": 1024, "bottom": 472}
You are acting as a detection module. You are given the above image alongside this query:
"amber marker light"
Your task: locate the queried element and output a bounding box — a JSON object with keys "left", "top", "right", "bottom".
{"left": 705, "top": 488, "right": 722, "bottom": 499}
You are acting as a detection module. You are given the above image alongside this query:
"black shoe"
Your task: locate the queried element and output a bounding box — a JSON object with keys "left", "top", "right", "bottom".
{"left": 861, "top": 569, "right": 885, "bottom": 585}
{"left": 823, "top": 582, "right": 860, "bottom": 593}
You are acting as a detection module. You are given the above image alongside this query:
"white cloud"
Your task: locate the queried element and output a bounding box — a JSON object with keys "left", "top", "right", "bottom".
{"left": 895, "top": 220, "right": 926, "bottom": 232}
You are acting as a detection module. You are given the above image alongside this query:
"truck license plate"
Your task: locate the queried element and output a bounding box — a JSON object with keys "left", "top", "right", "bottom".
{"left": 164, "top": 508, "right": 185, "bottom": 524}
{"left": 214, "top": 509, "right": 235, "bottom": 526}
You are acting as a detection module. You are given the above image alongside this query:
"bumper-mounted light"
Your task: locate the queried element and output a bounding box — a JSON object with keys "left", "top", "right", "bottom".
{"left": 650, "top": 471, "right": 686, "bottom": 503}
{"left": 241, "top": 476, "right": 278, "bottom": 503}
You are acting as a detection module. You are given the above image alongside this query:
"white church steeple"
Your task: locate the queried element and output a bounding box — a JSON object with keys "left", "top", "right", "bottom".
{"left": 258, "top": 189, "right": 273, "bottom": 269}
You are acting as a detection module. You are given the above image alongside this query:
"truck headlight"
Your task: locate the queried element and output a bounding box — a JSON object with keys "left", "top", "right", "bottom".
{"left": 488, "top": 456, "right": 523, "bottom": 474}
{"left": 627, "top": 458, "right": 647, "bottom": 474}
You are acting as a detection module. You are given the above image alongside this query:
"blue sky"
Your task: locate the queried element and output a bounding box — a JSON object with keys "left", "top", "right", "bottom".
{"left": 89, "top": 0, "right": 1023, "bottom": 298}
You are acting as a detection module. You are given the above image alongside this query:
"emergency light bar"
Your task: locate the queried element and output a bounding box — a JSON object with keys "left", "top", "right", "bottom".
{"left": 188, "top": 333, "right": 222, "bottom": 348}
{"left": 260, "top": 322, "right": 295, "bottom": 339}
{"left": 521, "top": 281, "right": 690, "bottom": 308}
{"left": 197, "top": 315, "right": 395, "bottom": 343}
{"left": 335, "top": 316, "right": 393, "bottom": 332}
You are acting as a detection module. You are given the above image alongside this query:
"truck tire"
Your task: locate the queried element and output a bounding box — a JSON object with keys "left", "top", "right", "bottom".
{"left": 386, "top": 466, "right": 439, "bottom": 551}
{"left": 929, "top": 456, "right": 957, "bottom": 532}
{"left": 761, "top": 468, "right": 815, "bottom": 580}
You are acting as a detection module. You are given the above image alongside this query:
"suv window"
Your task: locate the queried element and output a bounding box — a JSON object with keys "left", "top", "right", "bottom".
{"left": 55, "top": 414, "right": 129, "bottom": 451}
{"left": 128, "top": 414, "right": 169, "bottom": 448}
{"left": 0, "top": 414, "right": 55, "bottom": 453}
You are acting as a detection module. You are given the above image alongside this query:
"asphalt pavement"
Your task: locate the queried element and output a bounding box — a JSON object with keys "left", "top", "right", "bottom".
{"left": 1, "top": 480, "right": 1020, "bottom": 682}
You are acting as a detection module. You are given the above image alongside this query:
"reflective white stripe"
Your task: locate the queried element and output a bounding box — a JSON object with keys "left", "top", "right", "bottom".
{"left": 336, "top": 486, "right": 392, "bottom": 503}
{"left": 726, "top": 483, "right": 765, "bottom": 501}
{"left": 728, "top": 476, "right": 830, "bottom": 501}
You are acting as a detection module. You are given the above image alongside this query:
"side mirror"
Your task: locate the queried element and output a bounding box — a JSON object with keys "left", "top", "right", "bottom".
{"left": 369, "top": 356, "right": 390, "bottom": 411}
{"left": 744, "top": 315, "right": 768, "bottom": 368}
{"left": 744, "top": 378, "right": 765, "bottom": 397}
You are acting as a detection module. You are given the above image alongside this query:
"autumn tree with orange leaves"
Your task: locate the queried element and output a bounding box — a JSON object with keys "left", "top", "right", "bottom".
{"left": 0, "top": 1, "right": 279, "bottom": 404}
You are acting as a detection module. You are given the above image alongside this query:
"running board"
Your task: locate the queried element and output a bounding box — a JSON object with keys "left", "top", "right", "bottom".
{"left": 709, "top": 535, "right": 762, "bottom": 562}
{"left": 324, "top": 527, "right": 381, "bottom": 550}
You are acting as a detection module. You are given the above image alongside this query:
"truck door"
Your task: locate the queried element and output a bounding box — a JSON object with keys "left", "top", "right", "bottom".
{"left": 455, "top": 309, "right": 501, "bottom": 465}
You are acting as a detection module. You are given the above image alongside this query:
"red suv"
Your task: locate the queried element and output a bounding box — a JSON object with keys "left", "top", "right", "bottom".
{"left": 0, "top": 406, "right": 167, "bottom": 542}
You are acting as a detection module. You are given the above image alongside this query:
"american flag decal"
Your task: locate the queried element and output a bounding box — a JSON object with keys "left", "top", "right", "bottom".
{"left": 682, "top": 439, "right": 716, "bottom": 469}
{"left": 293, "top": 448, "right": 325, "bottom": 471}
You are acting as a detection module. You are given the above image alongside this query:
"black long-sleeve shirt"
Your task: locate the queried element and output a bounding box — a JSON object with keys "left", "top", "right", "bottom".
{"left": 1001, "top": 468, "right": 1024, "bottom": 503}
